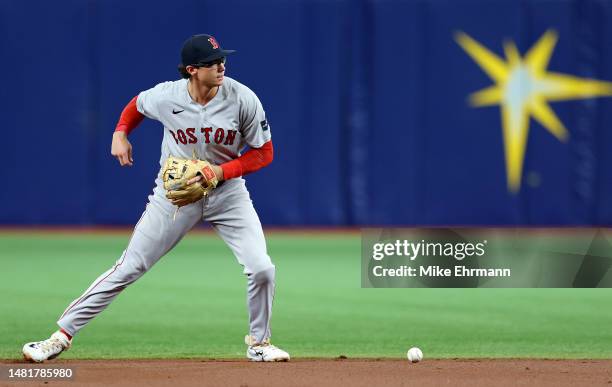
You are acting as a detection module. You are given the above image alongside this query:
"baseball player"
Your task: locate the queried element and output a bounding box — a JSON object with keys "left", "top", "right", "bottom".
{"left": 22, "top": 34, "right": 289, "bottom": 362}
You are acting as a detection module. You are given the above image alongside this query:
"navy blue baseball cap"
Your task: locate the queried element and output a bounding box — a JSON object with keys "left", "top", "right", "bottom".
{"left": 181, "top": 34, "right": 236, "bottom": 66}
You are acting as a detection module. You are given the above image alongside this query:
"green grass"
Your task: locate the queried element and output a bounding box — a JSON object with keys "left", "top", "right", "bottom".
{"left": 1, "top": 231, "right": 611, "bottom": 359}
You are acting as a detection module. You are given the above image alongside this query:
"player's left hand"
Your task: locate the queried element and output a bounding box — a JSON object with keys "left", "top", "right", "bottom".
{"left": 166, "top": 183, "right": 209, "bottom": 207}
{"left": 162, "top": 157, "right": 219, "bottom": 207}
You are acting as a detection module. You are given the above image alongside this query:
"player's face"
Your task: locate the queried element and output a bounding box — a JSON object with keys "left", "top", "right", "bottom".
{"left": 189, "top": 58, "right": 226, "bottom": 87}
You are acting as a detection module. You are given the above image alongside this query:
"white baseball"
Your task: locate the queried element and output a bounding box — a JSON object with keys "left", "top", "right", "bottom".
{"left": 407, "top": 347, "right": 423, "bottom": 363}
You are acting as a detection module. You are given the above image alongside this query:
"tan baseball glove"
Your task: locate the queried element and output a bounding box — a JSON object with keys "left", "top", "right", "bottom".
{"left": 162, "top": 156, "right": 219, "bottom": 207}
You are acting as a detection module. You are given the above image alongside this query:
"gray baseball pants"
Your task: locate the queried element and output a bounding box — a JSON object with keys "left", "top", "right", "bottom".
{"left": 57, "top": 178, "right": 275, "bottom": 343}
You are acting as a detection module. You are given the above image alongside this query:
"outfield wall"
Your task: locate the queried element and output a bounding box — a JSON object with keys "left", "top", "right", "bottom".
{"left": 2, "top": 0, "right": 612, "bottom": 226}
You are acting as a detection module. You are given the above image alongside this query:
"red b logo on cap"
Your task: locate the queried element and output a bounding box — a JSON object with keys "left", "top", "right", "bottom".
{"left": 208, "top": 37, "right": 219, "bottom": 49}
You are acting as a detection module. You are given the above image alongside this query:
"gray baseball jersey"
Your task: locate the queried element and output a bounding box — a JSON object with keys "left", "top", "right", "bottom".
{"left": 57, "top": 76, "right": 276, "bottom": 344}
{"left": 138, "top": 76, "right": 270, "bottom": 164}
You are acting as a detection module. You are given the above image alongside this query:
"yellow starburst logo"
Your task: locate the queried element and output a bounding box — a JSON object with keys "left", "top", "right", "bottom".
{"left": 455, "top": 30, "right": 612, "bottom": 192}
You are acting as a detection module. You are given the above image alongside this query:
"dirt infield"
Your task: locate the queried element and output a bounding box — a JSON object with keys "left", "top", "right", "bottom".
{"left": 2, "top": 359, "right": 611, "bottom": 387}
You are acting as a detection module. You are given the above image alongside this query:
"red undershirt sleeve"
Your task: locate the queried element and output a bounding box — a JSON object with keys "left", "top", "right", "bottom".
{"left": 114, "top": 96, "right": 145, "bottom": 135}
{"left": 221, "top": 141, "right": 274, "bottom": 180}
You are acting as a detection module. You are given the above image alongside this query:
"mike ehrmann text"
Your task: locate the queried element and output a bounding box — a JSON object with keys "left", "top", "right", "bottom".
{"left": 372, "top": 265, "right": 511, "bottom": 277}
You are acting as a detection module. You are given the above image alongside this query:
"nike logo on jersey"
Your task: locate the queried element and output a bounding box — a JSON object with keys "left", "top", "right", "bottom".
{"left": 172, "top": 109, "right": 184, "bottom": 114}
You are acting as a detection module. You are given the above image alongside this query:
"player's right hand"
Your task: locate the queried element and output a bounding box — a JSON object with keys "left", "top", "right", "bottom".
{"left": 111, "top": 131, "right": 133, "bottom": 167}
{"left": 186, "top": 165, "right": 224, "bottom": 185}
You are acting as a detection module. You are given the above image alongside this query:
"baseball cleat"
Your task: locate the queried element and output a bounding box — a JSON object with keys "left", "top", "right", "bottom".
{"left": 244, "top": 335, "right": 290, "bottom": 362}
{"left": 22, "top": 330, "right": 71, "bottom": 363}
